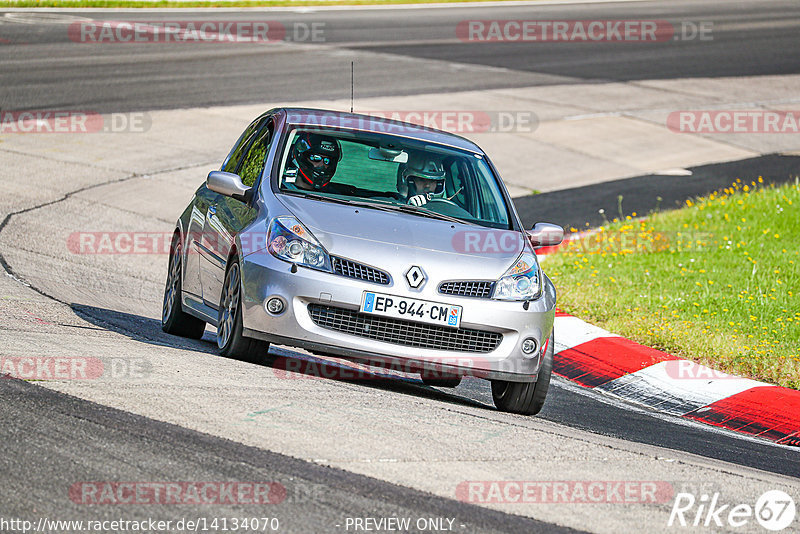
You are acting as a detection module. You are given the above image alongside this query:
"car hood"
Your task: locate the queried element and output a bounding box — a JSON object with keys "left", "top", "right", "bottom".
{"left": 278, "top": 195, "right": 524, "bottom": 282}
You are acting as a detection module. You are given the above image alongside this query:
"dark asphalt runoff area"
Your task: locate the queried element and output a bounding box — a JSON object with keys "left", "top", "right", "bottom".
{"left": 0, "top": 0, "right": 799, "bottom": 113}
{"left": 516, "top": 154, "right": 800, "bottom": 230}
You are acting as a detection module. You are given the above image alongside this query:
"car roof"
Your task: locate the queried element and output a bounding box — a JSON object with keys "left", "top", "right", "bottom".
{"left": 278, "top": 107, "right": 484, "bottom": 153}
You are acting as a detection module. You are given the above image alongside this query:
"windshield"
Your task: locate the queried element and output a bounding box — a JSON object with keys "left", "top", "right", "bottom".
{"left": 275, "top": 127, "right": 512, "bottom": 229}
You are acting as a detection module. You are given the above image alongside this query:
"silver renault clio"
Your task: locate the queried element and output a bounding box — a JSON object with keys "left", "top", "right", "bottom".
{"left": 162, "top": 108, "right": 563, "bottom": 415}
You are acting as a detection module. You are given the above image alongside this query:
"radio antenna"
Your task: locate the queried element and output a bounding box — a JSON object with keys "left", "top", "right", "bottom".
{"left": 350, "top": 61, "right": 354, "bottom": 113}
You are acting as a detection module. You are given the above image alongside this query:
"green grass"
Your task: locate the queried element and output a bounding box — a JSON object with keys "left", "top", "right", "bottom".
{"left": 0, "top": 0, "right": 531, "bottom": 7}
{"left": 545, "top": 178, "right": 800, "bottom": 388}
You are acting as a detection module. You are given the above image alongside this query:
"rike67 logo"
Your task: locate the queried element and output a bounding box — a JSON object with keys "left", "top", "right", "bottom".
{"left": 668, "top": 490, "right": 796, "bottom": 531}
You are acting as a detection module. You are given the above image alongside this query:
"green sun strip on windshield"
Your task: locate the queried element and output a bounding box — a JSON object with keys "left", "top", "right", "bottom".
{"left": 332, "top": 140, "right": 399, "bottom": 191}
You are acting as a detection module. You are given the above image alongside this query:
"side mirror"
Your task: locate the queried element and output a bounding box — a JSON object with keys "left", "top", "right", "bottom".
{"left": 527, "top": 222, "right": 564, "bottom": 248}
{"left": 206, "top": 171, "right": 252, "bottom": 202}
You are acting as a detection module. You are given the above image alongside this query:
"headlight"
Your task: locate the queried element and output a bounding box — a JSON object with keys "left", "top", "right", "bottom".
{"left": 492, "top": 251, "right": 542, "bottom": 301}
{"left": 267, "top": 216, "right": 331, "bottom": 271}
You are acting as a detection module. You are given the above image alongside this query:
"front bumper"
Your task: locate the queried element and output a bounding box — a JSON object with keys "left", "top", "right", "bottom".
{"left": 239, "top": 252, "right": 556, "bottom": 382}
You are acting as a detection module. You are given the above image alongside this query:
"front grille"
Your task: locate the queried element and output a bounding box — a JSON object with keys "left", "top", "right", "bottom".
{"left": 308, "top": 304, "right": 502, "bottom": 353}
{"left": 439, "top": 281, "right": 495, "bottom": 299}
{"left": 331, "top": 256, "right": 390, "bottom": 285}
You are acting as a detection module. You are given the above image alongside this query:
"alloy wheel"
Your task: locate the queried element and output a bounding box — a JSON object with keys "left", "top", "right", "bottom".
{"left": 218, "top": 263, "right": 241, "bottom": 349}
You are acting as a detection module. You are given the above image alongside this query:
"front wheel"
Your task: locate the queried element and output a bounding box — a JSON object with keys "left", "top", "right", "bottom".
{"left": 217, "top": 259, "right": 270, "bottom": 363}
{"left": 491, "top": 330, "right": 553, "bottom": 415}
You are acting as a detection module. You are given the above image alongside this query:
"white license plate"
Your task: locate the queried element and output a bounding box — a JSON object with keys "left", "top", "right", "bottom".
{"left": 359, "top": 291, "right": 462, "bottom": 328}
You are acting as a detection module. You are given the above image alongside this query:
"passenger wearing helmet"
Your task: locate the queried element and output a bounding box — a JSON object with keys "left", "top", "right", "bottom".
{"left": 285, "top": 132, "right": 342, "bottom": 191}
{"left": 401, "top": 157, "right": 446, "bottom": 207}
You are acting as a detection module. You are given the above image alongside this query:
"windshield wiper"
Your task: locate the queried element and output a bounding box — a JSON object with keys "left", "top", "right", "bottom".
{"left": 282, "top": 191, "right": 466, "bottom": 224}
{"left": 386, "top": 203, "right": 467, "bottom": 224}
{"left": 341, "top": 198, "right": 466, "bottom": 224}
{"left": 282, "top": 191, "right": 369, "bottom": 208}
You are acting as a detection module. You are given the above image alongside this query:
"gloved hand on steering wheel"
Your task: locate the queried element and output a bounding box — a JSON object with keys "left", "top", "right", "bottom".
{"left": 408, "top": 194, "right": 429, "bottom": 207}
{"left": 400, "top": 157, "right": 446, "bottom": 207}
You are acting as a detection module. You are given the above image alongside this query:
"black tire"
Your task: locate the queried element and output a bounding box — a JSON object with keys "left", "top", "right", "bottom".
{"left": 217, "top": 257, "right": 270, "bottom": 363}
{"left": 491, "top": 329, "right": 554, "bottom": 415}
{"left": 421, "top": 373, "right": 462, "bottom": 388}
{"left": 162, "top": 234, "right": 206, "bottom": 339}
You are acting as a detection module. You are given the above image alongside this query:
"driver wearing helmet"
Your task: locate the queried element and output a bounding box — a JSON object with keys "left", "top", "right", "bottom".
{"left": 285, "top": 132, "right": 342, "bottom": 191}
{"left": 400, "top": 157, "right": 446, "bottom": 207}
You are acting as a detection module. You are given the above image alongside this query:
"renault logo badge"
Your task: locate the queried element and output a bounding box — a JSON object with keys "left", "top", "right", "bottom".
{"left": 405, "top": 266, "right": 426, "bottom": 289}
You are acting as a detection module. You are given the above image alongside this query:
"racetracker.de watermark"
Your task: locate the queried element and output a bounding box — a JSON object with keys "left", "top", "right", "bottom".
{"left": 667, "top": 110, "right": 800, "bottom": 134}
{"left": 364, "top": 110, "right": 537, "bottom": 133}
{"left": 69, "top": 482, "right": 286, "bottom": 505}
{"left": 0, "top": 111, "right": 150, "bottom": 134}
{"left": 67, "top": 232, "right": 267, "bottom": 255}
{"left": 70, "top": 228, "right": 533, "bottom": 256}
{"left": 272, "top": 355, "right": 492, "bottom": 381}
{"left": 68, "top": 20, "right": 325, "bottom": 43}
{"left": 457, "top": 481, "right": 674, "bottom": 504}
{"left": 555, "top": 229, "right": 716, "bottom": 255}
{"left": 456, "top": 20, "right": 712, "bottom": 42}
{"left": 1, "top": 357, "right": 103, "bottom": 380}
{"left": 0, "top": 356, "right": 152, "bottom": 380}
{"left": 452, "top": 230, "right": 529, "bottom": 255}
{"left": 663, "top": 360, "right": 743, "bottom": 380}
{"left": 286, "top": 110, "right": 538, "bottom": 134}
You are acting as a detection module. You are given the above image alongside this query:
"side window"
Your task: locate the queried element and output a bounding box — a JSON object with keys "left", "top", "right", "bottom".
{"left": 473, "top": 163, "right": 503, "bottom": 222}
{"left": 222, "top": 116, "right": 266, "bottom": 174}
{"left": 445, "top": 158, "right": 470, "bottom": 211}
{"left": 238, "top": 123, "right": 273, "bottom": 187}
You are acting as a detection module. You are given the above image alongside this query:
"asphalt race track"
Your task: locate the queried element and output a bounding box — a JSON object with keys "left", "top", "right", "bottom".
{"left": 1, "top": 1, "right": 799, "bottom": 533}
{"left": 1, "top": 378, "right": 577, "bottom": 534}
{"left": 0, "top": 0, "right": 799, "bottom": 112}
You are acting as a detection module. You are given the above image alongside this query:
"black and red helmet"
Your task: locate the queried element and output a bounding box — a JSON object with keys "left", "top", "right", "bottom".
{"left": 292, "top": 132, "right": 342, "bottom": 189}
